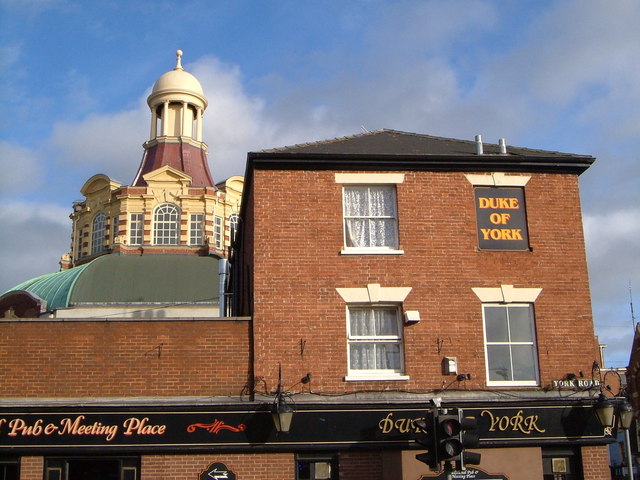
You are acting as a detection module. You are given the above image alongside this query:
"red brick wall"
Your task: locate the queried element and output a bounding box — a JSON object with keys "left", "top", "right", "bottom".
{"left": 0, "top": 319, "right": 250, "bottom": 397}
{"left": 248, "top": 169, "right": 599, "bottom": 393}
{"left": 339, "top": 451, "right": 383, "bottom": 480}
{"left": 18, "top": 456, "right": 42, "bottom": 480}
{"left": 142, "top": 453, "right": 293, "bottom": 480}
{"left": 581, "top": 445, "right": 611, "bottom": 479}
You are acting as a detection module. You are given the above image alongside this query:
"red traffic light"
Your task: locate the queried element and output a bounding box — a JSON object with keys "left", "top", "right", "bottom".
{"left": 440, "top": 417, "right": 461, "bottom": 437}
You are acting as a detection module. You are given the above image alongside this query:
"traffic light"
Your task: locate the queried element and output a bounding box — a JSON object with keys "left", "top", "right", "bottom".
{"left": 414, "top": 410, "right": 440, "bottom": 471}
{"left": 415, "top": 408, "right": 482, "bottom": 472}
{"left": 437, "top": 411, "right": 464, "bottom": 465}
{"left": 457, "top": 411, "right": 481, "bottom": 470}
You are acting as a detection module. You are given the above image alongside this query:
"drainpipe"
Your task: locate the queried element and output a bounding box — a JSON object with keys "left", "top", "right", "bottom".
{"left": 219, "top": 258, "right": 228, "bottom": 317}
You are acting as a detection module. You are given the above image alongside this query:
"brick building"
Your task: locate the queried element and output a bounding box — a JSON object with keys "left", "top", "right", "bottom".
{"left": 0, "top": 51, "right": 614, "bottom": 479}
{"left": 231, "top": 130, "right": 612, "bottom": 479}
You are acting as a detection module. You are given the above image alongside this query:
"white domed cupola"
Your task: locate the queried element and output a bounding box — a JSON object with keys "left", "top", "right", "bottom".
{"left": 147, "top": 50, "right": 208, "bottom": 141}
{"left": 133, "top": 50, "right": 215, "bottom": 188}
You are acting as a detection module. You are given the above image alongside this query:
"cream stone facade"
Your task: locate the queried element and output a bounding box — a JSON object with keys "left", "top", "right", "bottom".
{"left": 61, "top": 51, "right": 243, "bottom": 268}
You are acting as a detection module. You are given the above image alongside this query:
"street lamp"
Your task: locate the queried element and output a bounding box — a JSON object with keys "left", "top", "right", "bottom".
{"left": 594, "top": 395, "right": 635, "bottom": 480}
{"left": 618, "top": 401, "right": 634, "bottom": 430}
{"left": 271, "top": 364, "right": 294, "bottom": 433}
{"left": 595, "top": 394, "right": 616, "bottom": 429}
{"left": 272, "top": 392, "right": 294, "bottom": 433}
{"left": 618, "top": 400, "right": 635, "bottom": 480}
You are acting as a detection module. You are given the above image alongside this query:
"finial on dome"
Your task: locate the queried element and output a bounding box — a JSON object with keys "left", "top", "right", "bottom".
{"left": 175, "top": 49, "right": 184, "bottom": 70}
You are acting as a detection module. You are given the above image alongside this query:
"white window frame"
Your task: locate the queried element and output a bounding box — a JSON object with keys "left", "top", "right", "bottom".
{"left": 214, "top": 215, "right": 223, "bottom": 249}
{"left": 129, "top": 213, "right": 144, "bottom": 245}
{"left": 341, "top": 185, "right": 401, "bottom": 254}
{"left": 91, "top": 213, "right": 106, "bottom": 255}
{"left": 189, "top": 213, "right": 205, "bottom": 246}
{"left": 76, "top": 228, "right": 83, "bottom": 259}
{"left": 345, "top": 304, "right": 407, "bottom": 381}
{"left": 112, "top": 215, "right": 119, "bottom": 239}
{"left": 153, "top": 204, "right": 180, "bottom": 245}
{"left": 337, "top": 284, "right": 411, "bottom": 382}
{"left": 336, "top": 174, "right": 403, "bottom": 255}
{"left": 482, "top": 303, "right": 540, "bottom": 387}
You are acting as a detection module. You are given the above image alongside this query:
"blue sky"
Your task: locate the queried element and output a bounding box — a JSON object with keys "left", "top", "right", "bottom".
{"left": 1, "top": 0, "right": 639, "bottom": 368}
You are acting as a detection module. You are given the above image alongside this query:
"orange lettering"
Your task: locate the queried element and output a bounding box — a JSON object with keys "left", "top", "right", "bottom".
{"left": 478, "top": 197, "right": 520, "bottom": 209}
{"left": 481, "top": 228, "right": 524, "bottom": 241}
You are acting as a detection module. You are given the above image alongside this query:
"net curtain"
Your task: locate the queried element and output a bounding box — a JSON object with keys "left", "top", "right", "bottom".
{"left": 349, "top": 308, "right": 401, "bottom": 370}
{"left": 344, "top": 186, "right": 397, "bottom": 248}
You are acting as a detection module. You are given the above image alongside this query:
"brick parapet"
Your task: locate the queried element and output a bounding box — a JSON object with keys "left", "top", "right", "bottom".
{"left": 0, "top": 319, "right": 250, "bottom": 398}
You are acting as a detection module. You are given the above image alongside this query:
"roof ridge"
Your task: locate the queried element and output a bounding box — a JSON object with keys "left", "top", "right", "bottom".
{"left": 255, "top": 128, "right": 590, "bottom": 158}
{"left": 258, "top": 129, "right": 389, "bottom": 153}
{"left": 259, "top": 129, "right": 503, "bottom": 153}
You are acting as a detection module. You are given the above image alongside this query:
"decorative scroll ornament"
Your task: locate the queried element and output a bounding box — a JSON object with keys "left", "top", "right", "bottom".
{"left": 187, "top": 419, "right": 246, "bottom": 434}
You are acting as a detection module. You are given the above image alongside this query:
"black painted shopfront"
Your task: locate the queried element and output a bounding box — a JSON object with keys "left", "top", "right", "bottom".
{"left": 0, "top": 399, "right": 611, "bottom": 479}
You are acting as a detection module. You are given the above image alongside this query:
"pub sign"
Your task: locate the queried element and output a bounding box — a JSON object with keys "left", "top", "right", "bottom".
{"left": 475, "top": 187, "right": 529, "bottom": 250}
{"left": 0, "top": 404, "right": 606, "bottom": 453}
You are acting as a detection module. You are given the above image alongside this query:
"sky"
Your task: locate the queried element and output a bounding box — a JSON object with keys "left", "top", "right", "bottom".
{"left": 1, "top": 0, "right": 639, "bottom": 369}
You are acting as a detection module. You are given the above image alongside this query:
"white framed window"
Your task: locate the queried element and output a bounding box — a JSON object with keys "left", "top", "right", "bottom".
{"left": 189, "top": 213, "right": 205, "bottom": 246}
{"left": 129, "top": 213, "right": 144, "bottom": 245}
{"left": 342, "top": 185, "right": 399, "bottom": 253}
{"left": 112, "top": 216, "right": 119, "bottom": 239}
{"left": 91, "top": 213, "right": 106, "bottom": 255}
{"left": 214, "top": 216, "right": 223, "bottom": 249}
{"left": 76, "top": 228, "right": 83, "bottom": 259}
{"left": 346, "top": 305, "right": 406, "bottom": 380}
{"left": 482, "top": 303, "right": 539, "bottom": 386}
{"left": 153, "top": 203, "right": 180, "bottom": 245}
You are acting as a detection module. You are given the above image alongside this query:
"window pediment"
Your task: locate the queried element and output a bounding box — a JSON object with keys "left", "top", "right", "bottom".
{"left": 464, "top": 172, "right": 530, "bottom": 187}
{"left": 472, "top": 284, "right": 542, "bottom": 303}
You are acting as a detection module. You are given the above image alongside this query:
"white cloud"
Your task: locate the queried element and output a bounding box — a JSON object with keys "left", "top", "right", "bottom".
{"left": 0, "top": 201, "right": 70, "bottom": 293}
{"left": 584, "top": 208, "right": 640, "bottom": 296}
{"left": 584, "top": 208, "right": 640, "bottom": 346}
{"left": 49, "top": 103, "right": 148, "bottom": 184}
{"left": 0, "top": 141, "right": 42, "bottom": 194}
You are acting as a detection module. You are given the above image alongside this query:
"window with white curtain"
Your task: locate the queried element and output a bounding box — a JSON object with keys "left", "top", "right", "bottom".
{"left": 343, "top": 185, "right": 398, "bottom": 250}
{"left": 347, "top": 306, "right": 404, "bottom": 376}
{"left": 153, "top": 203, "right": 180, "bottom": 245}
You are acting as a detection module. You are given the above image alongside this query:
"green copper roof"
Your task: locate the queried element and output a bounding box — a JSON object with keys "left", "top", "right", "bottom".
{"left": 69, "top": 254, "right": 219, "bottom": 304}
{"left": 9, "top": 264, "right": 90, "bottom": 312}
{"left": 6, "top": 254, "right": 220, "bottom": 312}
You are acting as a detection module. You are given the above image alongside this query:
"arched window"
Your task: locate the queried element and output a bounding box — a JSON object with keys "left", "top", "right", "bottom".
{"left": 91, "top": 213, "right": 106, "bottom": 255}
{"left": 153, "top": 204, "right": 180, "bottom": 245}
{"left": 229, "top": 213, "right": 240, "bottom": 243}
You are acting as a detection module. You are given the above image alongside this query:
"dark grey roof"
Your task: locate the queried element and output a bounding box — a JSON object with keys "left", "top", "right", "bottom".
{"left": 258, "top": 129, "right": 585, "bottom": 157}
{"left": 247, "top": 129, "right": 594, "bottom": 175}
